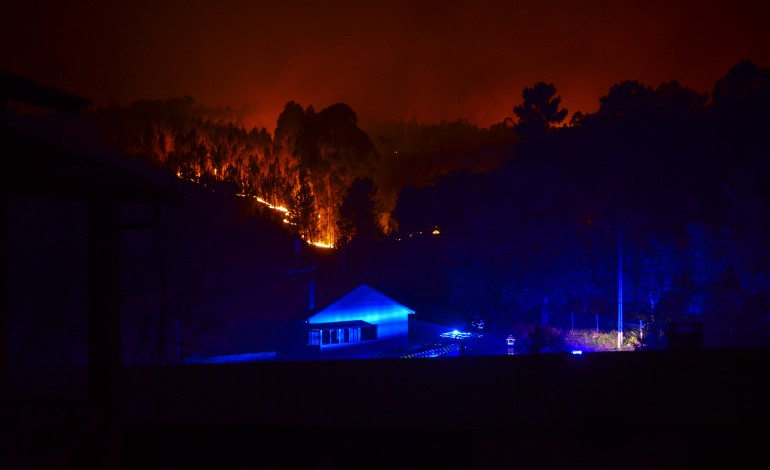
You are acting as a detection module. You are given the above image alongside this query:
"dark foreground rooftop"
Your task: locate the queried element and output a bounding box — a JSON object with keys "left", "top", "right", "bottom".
{"left": 8, "top": 348, "right": 770, "bottom": 468}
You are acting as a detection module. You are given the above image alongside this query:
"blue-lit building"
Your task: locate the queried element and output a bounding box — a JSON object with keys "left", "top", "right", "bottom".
{"left": 180, "top": 281, "right": 417, "bottom": 363}
{"left": 307, "top": 284, "right": 415, "bottom": 359}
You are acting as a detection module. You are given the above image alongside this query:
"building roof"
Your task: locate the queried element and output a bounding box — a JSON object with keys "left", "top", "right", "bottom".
{"left": 322, "top": 284, "right": 415, "bottom": 313}
{"left": 1, "top": 69, "right": 92, "bottom": 114}
{"left": 308, "top": 284, "right": 415, "bottom": 324}
{"left": 308, "top": 320, "right": 374, "bottom": 330}
{"left": 2, "top": 127, "right": 176, "bottom": 204}
{"left": 1, "top": 70, "right": 176, "bottom": 205}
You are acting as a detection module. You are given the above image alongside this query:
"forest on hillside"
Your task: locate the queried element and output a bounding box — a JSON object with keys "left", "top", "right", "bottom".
{"left": 94, "top": 96, "right": 513, "bottom": 246}
{"left": 92, "top": 59, "right": 770, "bottom": 349}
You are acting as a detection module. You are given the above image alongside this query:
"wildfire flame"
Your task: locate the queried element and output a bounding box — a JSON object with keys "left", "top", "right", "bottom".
{"left": 255, "top": 197, "right": 288, "bottom": 214}
{"left": 176, "top": 172, "right": 334, "bottom": 249}
{"left": 311, "top": 241, "right": 334, "bottom": 249}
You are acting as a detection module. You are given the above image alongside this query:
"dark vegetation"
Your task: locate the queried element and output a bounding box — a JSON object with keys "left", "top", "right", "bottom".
{"left": 388, "top": 60, "right": 770, "bottom": 348}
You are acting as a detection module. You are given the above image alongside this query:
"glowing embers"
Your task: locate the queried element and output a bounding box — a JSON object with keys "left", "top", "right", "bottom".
{"left": 254, "top": 196, "right": 289, "bottom": 213}
{"left": 173, "top": 169, "right": 336, "bottom": 248}
{"left": 175, "top": 170, "right": 200, "bottom": 184}
{"left": 397, "top": 226, "right": 441, "bottom": 241}
{"left": 171, "top": 167, "right": 287, "bottom": 220}
{"left": 253, "top": 197, "right": 333, "bottom": 247}
{"left": 249, "top": 194, "right": 336, "bottom": 247}
{"left": 298, "top": 234, "right": 334, "bottom": 248}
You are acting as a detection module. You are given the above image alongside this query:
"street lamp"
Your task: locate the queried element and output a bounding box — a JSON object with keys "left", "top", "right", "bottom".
{"left": 617, "top": 228, "right": 623, "bottom": 350}
{"left": 602, "top": 224, "right": 624, "bottom": 350}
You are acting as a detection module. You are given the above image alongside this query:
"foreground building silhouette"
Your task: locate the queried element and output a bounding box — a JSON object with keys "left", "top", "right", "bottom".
{"left": 2, "top": 69, "right": 174, "bottom": 468}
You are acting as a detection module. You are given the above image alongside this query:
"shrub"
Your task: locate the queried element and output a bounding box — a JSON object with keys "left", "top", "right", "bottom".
{"left": 524, "top": 325, "right": 567, "bottom": 354}
{"left": 564, "top": 330, "right": 618, "bottom": 352}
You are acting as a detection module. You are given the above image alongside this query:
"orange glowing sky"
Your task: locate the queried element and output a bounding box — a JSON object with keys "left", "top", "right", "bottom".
{"left": 3, "top": 0, "right": 769, "bottom": 129}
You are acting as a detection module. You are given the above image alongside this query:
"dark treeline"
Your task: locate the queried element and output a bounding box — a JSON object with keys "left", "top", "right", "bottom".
{"left": 364, "top": 118, "right": 516, "bottom": 227}
{"left": 386, "top": 60, "right": 770, "bottom": 348}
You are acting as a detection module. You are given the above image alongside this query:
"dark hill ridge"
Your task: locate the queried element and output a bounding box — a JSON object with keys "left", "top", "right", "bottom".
{"left": 119, "top": 173, "right": 355, "bottom": 364}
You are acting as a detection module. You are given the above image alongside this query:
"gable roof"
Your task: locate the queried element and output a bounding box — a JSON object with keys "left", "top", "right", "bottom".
{"left": 308, "top": 284, "right": 414, "bottom": 324}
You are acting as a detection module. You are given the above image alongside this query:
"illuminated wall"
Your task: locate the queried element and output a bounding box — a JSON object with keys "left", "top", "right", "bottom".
{"left": 308, "top": 285, "right": 414, "bottom": 349}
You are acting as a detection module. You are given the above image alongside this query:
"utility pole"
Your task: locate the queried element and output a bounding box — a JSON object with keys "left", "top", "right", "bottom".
{"left": 617, "top": 228, "right": 623, "bottom": 350}
{"left": 175, "top": 318, "right": 181, "bottom": 365}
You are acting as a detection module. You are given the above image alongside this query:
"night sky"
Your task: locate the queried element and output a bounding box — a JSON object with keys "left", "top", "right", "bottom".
{"left": 3, "top": 0, "right": 769, "bottom": 128}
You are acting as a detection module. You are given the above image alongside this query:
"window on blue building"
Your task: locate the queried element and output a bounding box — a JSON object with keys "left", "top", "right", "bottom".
{"left": 349, "top": 327, "right": 360, "bottom": 342}
{"left": 313, "top": 324, "right": 378, "bottom": 346}
{"left": 308, "top": 329, "right": 320, "bottom": 346}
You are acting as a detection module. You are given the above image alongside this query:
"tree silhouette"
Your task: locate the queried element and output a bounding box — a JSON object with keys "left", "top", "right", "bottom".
{"left": 513, "top": 82, "right": 568, "bottom": 137}
{"left": 597, "top": 80, "right": 655, "bottom": 121}
{"left": 337, "top": 178, "right": 381, "bottom": 244}
{"left": 712, "top": 59, "right": 770, "bottom": 110}
{"left": 289, "top": 169, "right": 319, "bottom": 242}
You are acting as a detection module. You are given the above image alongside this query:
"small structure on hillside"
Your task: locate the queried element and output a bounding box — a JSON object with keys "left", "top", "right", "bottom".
{"left": 307, "top": 284, "right": 414, "bottom": 357}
